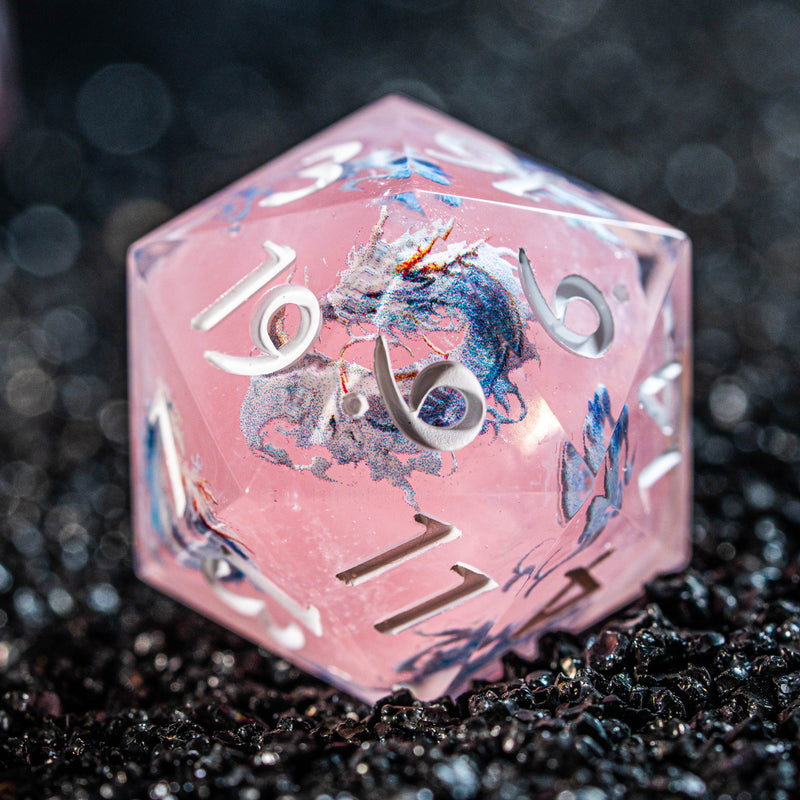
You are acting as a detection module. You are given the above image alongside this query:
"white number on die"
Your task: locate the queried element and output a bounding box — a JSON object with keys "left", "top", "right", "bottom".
{"left": 192, "top": 241, "right": 321, "bottom": 377}
{"left": 201, "top": 543, "right": 323, "bottom": 651}
{"left": 259, "top": 141, "right": 362, "bottom": 207}
{"left": 374, "top": 563, "right": 497, "bottom": 635}
{"left": 336, "top": 512, "right": 497, "bottom": 636}
{"left": 638, "top": 361, "right": 682, "bottom": 436}
{"left": 146, "top": 385, "right": 323, "bottom": 649}
{"left": 518, "top": 247, "right": 614, "bottom": 359}
{"left": 373, "top": 334, "right": 486, "bottom": 452}
{"left": 425, "top": 130, "right": 517, "bottom": 174}
{"left": 492, "top": 173, "right": 550, "bottom": 198}
{"left": 148, "top": 388, "right": 187, "bottom": 517}
{"left": 637, "top": 360, "right": 684, "bottom": 511}
{"left": 336, "top": 513, "right": 461, "bottom": 586}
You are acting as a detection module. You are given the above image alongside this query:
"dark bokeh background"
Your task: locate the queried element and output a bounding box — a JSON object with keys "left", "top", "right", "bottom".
{"left": 1, "top": 1, "right": 800, "bottom": 797}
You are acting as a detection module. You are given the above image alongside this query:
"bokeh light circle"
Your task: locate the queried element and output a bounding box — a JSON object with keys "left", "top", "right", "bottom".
{"left": 76, "top": 62, "right": 173, "bottom": 155}
{"left": 7, "top": 205, "right": 81, "bottom": 276}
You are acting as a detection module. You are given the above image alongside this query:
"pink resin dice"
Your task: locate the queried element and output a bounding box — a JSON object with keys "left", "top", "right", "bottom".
{"left": 128, "top": 96, "right": 691, "bottom": 703}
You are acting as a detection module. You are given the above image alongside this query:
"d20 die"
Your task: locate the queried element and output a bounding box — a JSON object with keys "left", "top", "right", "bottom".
{"left": 128, "top": 95, "right": 691, "bottom": 703}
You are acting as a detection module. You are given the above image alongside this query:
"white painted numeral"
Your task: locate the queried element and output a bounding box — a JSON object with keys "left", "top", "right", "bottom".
{"left": 425, "top": 130, "right": 516, "bottom": 174}
{"left": 191, "top": 241, "right": 296, "bottom": 332}
{"left": 493, "top": 173, "right": 550, "bottom": 198}
{"left": 374, "top": 563, "right": 497, "bottom": 635}
{"left": 148, "top": 388, "right": 186, "bottom": 517}
{"left": 638, "top": 361, "right": 682, "bottom": 435}
{"left": 373, "top": 335, "right": 486, "bottom": 452}
{"left": 638, "top": 449, "right": 682, "bottom": 513}
{"left": 259, "top": 141, "right": 362, "bottom": 207}
{"left": 205, "top": 284, "right": 321, "bottom": 376}
{"left": 147, "top": 386, "right": 321, "bottom": 650}
{"left": 202, "top": 543, "right": 322, "bottom": 651}
{"left": 426, "top": 131, "right": 556, "bottom": 200}
{"left": 192, "top": 240, "right": 322, "bottom": 377}
{"left": 518, "top": 247, "right": 614, "bottom": 359}
{"left": 637, "top": 359, "right": 684, "bottom": 511}
{"left": 337, "top": 512, "right": 496, "bottom": 635}
{"left": 638, "top": 450, "right": 681, "bottom": 492}
{"left": 336, "top": 513, "right": 461, "bottom": 586}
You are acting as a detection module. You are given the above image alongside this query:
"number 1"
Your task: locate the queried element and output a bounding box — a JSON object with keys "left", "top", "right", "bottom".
{"left": 375, "top": 564, "right": 497, "bottom": 635}
{"left": 191, "top": 240, "right": 321, "bottom": 377}
{"left": 148, "top": 388, "right": 186, "bottom": 517}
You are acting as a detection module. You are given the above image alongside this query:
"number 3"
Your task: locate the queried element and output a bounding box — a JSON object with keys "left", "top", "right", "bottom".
{"left": 259, "top": 141, "right": 362, "bottom": 208}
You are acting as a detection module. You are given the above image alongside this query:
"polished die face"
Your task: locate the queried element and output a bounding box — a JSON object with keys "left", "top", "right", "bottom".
{"left": 128, "top": 95, "right": 691, "bottom": 703}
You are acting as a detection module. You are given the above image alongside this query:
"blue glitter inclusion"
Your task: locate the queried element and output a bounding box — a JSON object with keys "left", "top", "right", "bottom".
{"left": 578, "top": 403, "right": 630, "bottom": 546}
{"left": 222, "top": 186, "right": 261, "bottom": 225}
{"left": 391, "top": 388, "right": 633, "bottom": 684}
{"left": 239, "top": 213, "right": 537, "bottom": 507}
{"left": 559, "top": 386, "right": 631, "bottom": 545}
{"left": 217, "top": 148, "right": 470, "bottom": 231}
{"left": 394, "top": 622, "right": 495, "bottom": 681}
{"left": 502, "top": 388, "right": 631, "bottom": 599}
{"left": 341, "top": 151, "right": 452, "bottom": 191}
{"left": 144, "top": 411, "right": 251, "bottom": 582}
{"left": 385, "top": 192, "right": 426, "bottom": 216}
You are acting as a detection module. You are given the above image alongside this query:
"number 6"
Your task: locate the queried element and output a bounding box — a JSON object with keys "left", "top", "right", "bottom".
{"left": 373, "top": 335, "right": 486, "bottom": 452}
{"left": 518, "top": 248, "right": 614, "bottom": 359}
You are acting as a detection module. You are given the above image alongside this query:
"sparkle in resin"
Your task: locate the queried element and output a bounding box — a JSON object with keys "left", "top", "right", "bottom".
{"left": 239, "top": 208, "right": 537, "bottom": 508}
{"left": 129, "top": 95, "right": 692, "bottom": 703}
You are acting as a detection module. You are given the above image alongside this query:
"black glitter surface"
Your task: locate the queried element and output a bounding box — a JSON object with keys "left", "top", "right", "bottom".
{"left": 2, "top": 1, "right": 800, "bottom": 798}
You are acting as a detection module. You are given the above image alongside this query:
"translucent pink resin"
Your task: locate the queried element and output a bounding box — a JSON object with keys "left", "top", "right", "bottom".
{"left": 128, "top": 95, "right": 691, "bottom": 703}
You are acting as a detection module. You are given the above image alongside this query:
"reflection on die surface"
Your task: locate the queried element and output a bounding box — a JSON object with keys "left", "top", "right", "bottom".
{"left": 128, "top": 95, "right": 691, "bottom": 703}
